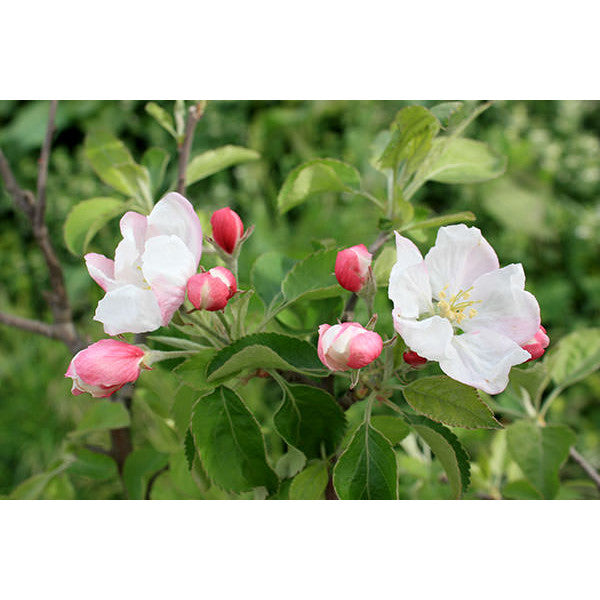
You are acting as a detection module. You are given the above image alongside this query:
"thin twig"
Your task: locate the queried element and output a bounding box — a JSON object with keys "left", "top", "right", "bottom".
{"left": 0, "top": 311, "right": 57, "bottom": 339}
{"left": 35, "top": 100, "right": 58, "bottom": 229}
{"left": 0, "top": 149, "right": 35, "bottom": 219}
{"left": 569, "top": 447, "right": 600, "bottom": 492}
{"left": 176, "top": 102, "right": 204, "bottom": 195}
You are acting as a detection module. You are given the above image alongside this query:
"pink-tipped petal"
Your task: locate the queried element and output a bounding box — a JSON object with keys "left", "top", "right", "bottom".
{"left": 346, "top": 331, "right": 383, "bottom": 369}
{"left": 85, "top": 253, "right": 116, "bottom": 292}
{"left": 335, "top": 244, "right": 372, "bottom": 292}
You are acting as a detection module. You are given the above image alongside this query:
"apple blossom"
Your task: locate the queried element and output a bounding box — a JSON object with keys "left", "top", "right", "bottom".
{"left": 522, "top": 325, "right": 550, "bottom": 361}
{"left": 187, "top": 266, "right": 237, "bottom": 311}
{"left": 85, "top": 192, "right": 202, "bottom": 336}
{"left": 388, "top": 224, "right": 540, "bottom": 394}
{"left": 65, "top": 339, "right": 148, "bottom": 398}
{"left": 318, "top": 322, "right": 383, "bottom": 371}
{"left": 335, "top": 244, "right": 373, "bottom": 292}
{"left": 210, "top": 207, "right": 244, "bottom": 254}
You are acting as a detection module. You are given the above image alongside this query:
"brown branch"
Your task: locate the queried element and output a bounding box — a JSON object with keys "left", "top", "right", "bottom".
{"left": 0, "top": 149, "right": 35, "bottom": 220}
{"left": 569, "top": 447, "right": 600, "bottom": 492}
{"left": 0, "top": 311, "right": 57, "bottom": 339}
{"left": 176, "top": 102, "right": 205, "bottom": 196}
{"left": 35, "top": 100, "right": 58, "bottom": 230}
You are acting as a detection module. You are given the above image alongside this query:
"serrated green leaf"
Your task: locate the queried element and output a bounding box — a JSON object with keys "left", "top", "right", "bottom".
{"left": 173, "top": 348, "right": 217, "bottom": 390}
{"left": 277, "top": 158, "right": 361, "bottom": 214}
{"left": 273, "top": 383, "right": 346, "bottom": 459}
{"left": 71, "top": 401, "right": 131, "bottom": 436}
{"left": 68, "top": 449, "right": 118, "bottom": 480}
{"left": 403, "top": 376, "right": 501, "bottom": 429}
{"left": 424, "top": 138, "right": 506, "bottom": 184}
{"left": 84, "top": 130, "right": 151, "bottom": 202}
{"left": 376, "top": 106, "right": 440, "bottom": 174}
{"left": 275, "top": 446, "right": 306, "bottom": 479}
{"left": 251, "top": 251, "right": 297, "bottom": 310}
{"left": 191, "top": 386, "right": 278, "bottom": 493}
{"left": 507, "top": 362, "right": 550, "bottom": 405}
{"left": 546, "top": 328, "right": 600, "bottom": 389}
{"left": 207, "top": 333, "right": 324, "bottom": 382}
{"left": 506, "top": 421, "right": 575, "bottom": 499}
{"left": 186, "top": 145, "right": 260, "bottom": 185}
{"left": 64, "top": 197, "right": 127, "bottom": 255}
{"left": 145, "top": 102, "right": 177, "bottom": 137}
{"left": 142, "top": 147, "right": 170, "bottom": 194}
{"left": 333, "top": 423, "right": 398, "bottom": 500}
{"left": 279, "top": 248, "right": 340, "bottom": 307}
{"left": 123, "top": 447, "right": 169, "bottom": 500}
{"left": 407, "top": 415, "right": 470, "bottom": 498}
{"left": 289, "top": 461, "right": 329, "bottom": 500}
{"left": 370, "top": 415, "right": 410, "bottom": 445}
{"left": 429, "top": 102, "right": 464, "bottom": 128}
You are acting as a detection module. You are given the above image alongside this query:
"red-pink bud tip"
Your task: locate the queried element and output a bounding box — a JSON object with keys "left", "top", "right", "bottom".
{"left": 210, "top": 207, "right": 244, "bottom": 254}
{"left": 403, "top": 350, "right": 428, "bottom": 368}
{"left": 334, "top": 244, "right": 373, "bottom": 293}
{"left": 522, "top": 325, "right": 550, "bottom": 362}
{"left": 187, "top": 267, "right": 237, "bottom": 311}
{"left": 317, "top": 322, "right": 382, "bottom": 372}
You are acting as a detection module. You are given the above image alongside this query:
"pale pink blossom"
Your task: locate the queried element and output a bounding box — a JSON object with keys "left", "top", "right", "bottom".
{"left": 210, "top": 207, "right": 244, "bottom": 254}
{"left": 65, "top": 339, "right": 148, "bottom": 398}
{"left": 187, "top": 266, "right": 237, "bottom": 311}
{"left": 318, "top": 322, "right": 383, "bottom": 371}
{"left": 85, "top": 192, "right": 202, "bottom": 335}
{"left": 335, "top": 244, "right": 372, "bottom": 292}
{"left": 388, "top": 224, "right": 540, "bottom": 394}
{"left": 522, "top": 325, "right": 550, "bottom": 361}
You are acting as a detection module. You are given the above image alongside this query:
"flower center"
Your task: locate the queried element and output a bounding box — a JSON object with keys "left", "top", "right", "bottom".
{"left": 436, "top": 285, "right": 480, "bottom": 326}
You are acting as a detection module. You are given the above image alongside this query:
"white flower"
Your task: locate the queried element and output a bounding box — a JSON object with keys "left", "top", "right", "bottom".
{"left": 388, "top": 224, "right": 540, "bottom": 394}
{"left": 85, "top": 192, "right": 203, "bottom": 335}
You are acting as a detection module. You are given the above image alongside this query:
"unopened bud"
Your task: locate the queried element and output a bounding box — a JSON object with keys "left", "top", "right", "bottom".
{"left": 403, "top": 350, "right": 428, "bottom": 368}
{"left": 522, "top": 325, "right": 550, "bottom": 362}
{"left": 187, "top": 267, "right": 237, "bottom": 311}
{"left": 335, "top": 244, "right": 373, "bottom": 293}
{"left": 210, "top": 207, "right": 244, "bottom": 254}
{"left": 317, "top": 322, "right": 383, "bottom": 372}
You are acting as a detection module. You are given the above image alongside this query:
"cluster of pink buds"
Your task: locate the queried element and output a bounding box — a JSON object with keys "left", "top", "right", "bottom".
{"left": 187, "top": 266, "right": 237, "bottom": 311}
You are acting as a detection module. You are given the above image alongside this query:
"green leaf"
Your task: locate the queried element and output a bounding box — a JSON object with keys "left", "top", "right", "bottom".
{"left": 506, "top": 421, "right": 575, "bottom": 499}
{"left": 429, "top": 102, "right": 464, "bottom": 128}
{"left": 191, "top": 386, "right": 278, "bottom": 493}
{"left": 277, "top": 158, "right": 361, "bottom": 215}
{"left": 289, "top": 461, "right": 329, "bottom": 500}
{"left": 400, "top": 211, "right": 476, "bottom": 233}
{"left": 142, "top": 147, "right": 170, "bottom": 194}
{"left": 251, "top": 252, "right": 297, "bottom": 309}
{"left": 174, "top": 348, "right": 217, "bottom": 390}
{"left": 184, "top": 428, "right": 196, "bottom": 470}
{"left": 207, "top": 333, "right": 324, "bottom": 383}
{"left": 373, "top": 246, "right": 397, "bottom": 287}
{"left": 403, "top": 376, "right": 501, "bottom": 429}
{"left": 273, "top": 383, "right": 346, "bottom": 459}
{"left": 63, "top": 197, "right": 127, "bottom": 255}
{"left": 376, "top": 106, "right": 440, "bottom": 174}
{"left": 123, "top": 447, "right": 169, "bottom": 500}
{"left": 502, "top": 479, "right": 542, "bottom": 500}
{"left": 274, "top": 446, "right": 306, "bottom": 479}
{"left": 507, "top": 362, "right": 550, "bottom": 405}
{"left": 280, "top": 248, "right": 340, "bottom": 307}
{"left": 547, "top": 328, "right": 600, "bottom": 389}
{"left": 407, "top": 415, "right": 470, "bottom": 498}
{"left": 68, "top": 449, "right": 118, "bottom": 480}
{"left": 145, "top": 102, "right": 177, "bottom": 137}
{"left": 186, "top": 145, "right": 260, "bottom": 185}
{"left": 10, "top": 459, "right": 74, "bottom": 499}
{"left": 424, "top": 138, "right": 506, "bottom": 184}
{"left": 84, "top": 130, "right": 151, "bottom": 202}
{"left": 333, "top": 423, "right": 398, "bottom": 500}
{"left": 370, "top": 415, "right": 410, "bottom": 445}
{"left": 72, "top": 401, "right": 131, "bottom": 436}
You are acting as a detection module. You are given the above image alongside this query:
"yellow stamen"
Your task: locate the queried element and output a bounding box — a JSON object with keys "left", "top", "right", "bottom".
{"left": 436, "top": 285, "right": 480, "bottom": 326}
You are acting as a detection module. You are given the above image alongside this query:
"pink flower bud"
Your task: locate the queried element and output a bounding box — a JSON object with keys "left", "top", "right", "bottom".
{"left": 317, "top": 322, "right": 383, "bottom": 371}
{"left": 65, "top": 339, "right": 147, "bottom": 398}
{"left": 187, "top": 267, "right": 237, "bottom": 311}
{"left": 522, "top": 325, "right": 550, "bottom": 362}
{"left": 210, "top": 207, "right": 244, "bottom": 254}
{"left": 335, "top": 244, "right": 372, "bottom": 292}
{"left": 403, "top": 350, "right": 428, "bottom": 368}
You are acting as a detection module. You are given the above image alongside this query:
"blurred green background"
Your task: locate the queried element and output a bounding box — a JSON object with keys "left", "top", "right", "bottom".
{"left": 1, "top": 100, "right": 599, "bottom": 499}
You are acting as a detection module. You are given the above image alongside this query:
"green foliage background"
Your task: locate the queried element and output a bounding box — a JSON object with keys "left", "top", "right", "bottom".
{"left": 1, "top": 100, "right": 599, "bottom": 499}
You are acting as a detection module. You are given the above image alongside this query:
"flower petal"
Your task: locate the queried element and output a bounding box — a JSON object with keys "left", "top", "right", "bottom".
{"left": 85, "top": 253, "right": 117, "bottom": 291}
{"left": 94, "top": 284, "right": 163, "bottom": 335}
{"left": 393, "top": 315, "right": 454, "bottom": 362}
{"left": 424, "top": 224, "right": 499, "bottom": 298}
{"left": 465, "top": 263, "right": 540, "bottom": 344}
{"left": 146, "top": 192, "right": 203, "bottom": 265}
{"left": 439, "top": 329, "right": 530, "bottom": 394}
{"left": 142, "top": 235, "right": 197, "bottom": 325}
{"left": 388, "top": 233, "right": 432, "bottom": 319}
{"left": 114, "top": 211, "right": 148, "bottom": 285}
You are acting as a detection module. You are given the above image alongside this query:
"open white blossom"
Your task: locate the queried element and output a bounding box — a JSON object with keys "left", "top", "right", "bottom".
{"left": 388, "top": 224, "right": 540, "bottom": 394}
{"left": 85, "top": 192, "right": 202, "bottom": 335}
